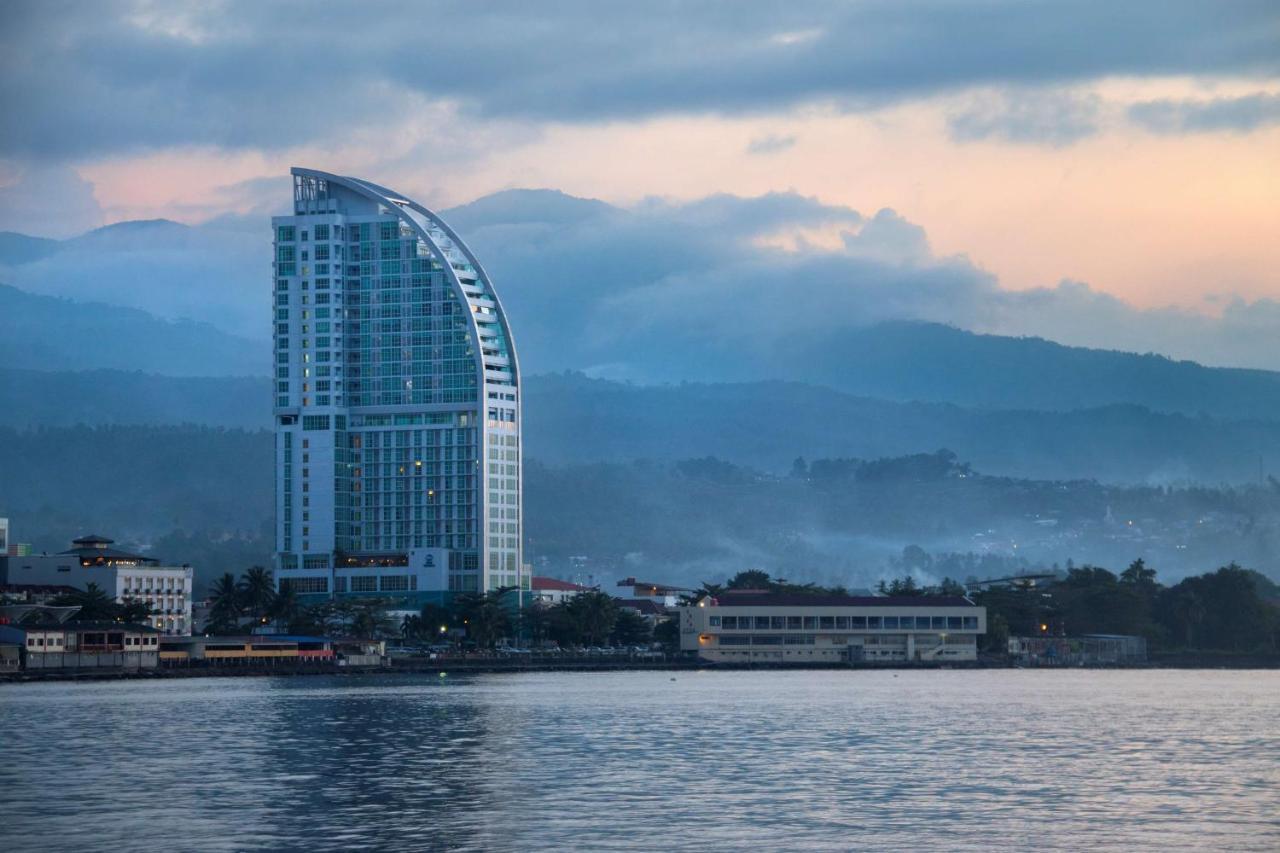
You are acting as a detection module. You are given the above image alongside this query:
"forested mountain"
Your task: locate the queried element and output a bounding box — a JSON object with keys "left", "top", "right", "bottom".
{"left": 4, "top": 367, "right": 1278, "bottom": 483}
{"left": 0, "top": 367, "right": 269, "bottom": 429}
{"left": 0, "top": 284, "right": 263, "bottom": 376}
{"left": 788, "top": 321, "right": 1280, "bottom": 420}
{"left": 2, "top": 425, "right": 1277, "bottom": 592}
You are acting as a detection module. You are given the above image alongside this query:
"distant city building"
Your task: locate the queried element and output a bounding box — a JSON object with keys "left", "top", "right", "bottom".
{"left": 680, "top": 592, "right": 987, "bottom": 663}
{"left": 617, "top": 598, "right": 667, "bottom": 623}
{"left": 0, "top": 517, "right": 31, "bottom": 557}
{"left": 272, "top": 168, "right": 521, "bottom": 604}
{"left": 616, "top": 577, "right": 693, "bottom": 608}
{"left": 530, "top": 576, "right": 592, "bottom": 605}
{"left": 0, "top": 535, "right": 193, "bottom": 635}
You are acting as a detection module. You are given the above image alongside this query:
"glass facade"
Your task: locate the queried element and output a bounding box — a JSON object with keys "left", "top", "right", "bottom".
{"left": 272, "top": 169, "right": 521, "bottom": 599}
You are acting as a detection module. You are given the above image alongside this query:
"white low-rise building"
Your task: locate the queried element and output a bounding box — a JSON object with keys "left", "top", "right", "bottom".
{"left": 0, "top": 535, "right": 194, "bottom": 635}
{"left": 680, "top": 591, "right": 987, "bottom": 663}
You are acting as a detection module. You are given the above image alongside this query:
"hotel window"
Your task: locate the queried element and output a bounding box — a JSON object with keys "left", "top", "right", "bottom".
{"left": 819, "top": 617, "right": 835, "bottom": 630}
{"left": 948, "top": 617, "right": 963, "bottom": 630}
{"left": 803, "top": 616, "right": 818, "bottom": 630}
{"left": 708, "top": 616, "right": 721, "bottom": 627}
{"left": 754, "top": 616, "right": 770, "bottom": 630}
{"left": 883, "top": 617, "right": 898, "bottom": 629}
{"left": 835, "top": 616, "right": 849, "bottom": 629}
{"left": 932, "top": 617, "right": 946, "bottom": 629}
{"left": 787, "top": 616, "right": 802, "bottom": 630}
{"left": 770, "top": 616, "right": 785, "bottom": 630}
{"left": 867, "top": 617, "right": 882, "bottom": 629}
{"left": 721, "top": 616, "right": 737, "bottom": 630}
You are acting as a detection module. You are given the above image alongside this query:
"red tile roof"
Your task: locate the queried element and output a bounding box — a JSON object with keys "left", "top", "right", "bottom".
{"left": 531, "top": 576, "right": 591, "bottom": 592}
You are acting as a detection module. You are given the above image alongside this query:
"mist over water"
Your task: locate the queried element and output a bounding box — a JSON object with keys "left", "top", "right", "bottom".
{"left": 2, "top": 671, "right": 1276, "bottom": 852}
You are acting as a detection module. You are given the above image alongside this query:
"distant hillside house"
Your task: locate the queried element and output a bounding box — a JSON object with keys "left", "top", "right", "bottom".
{"left": 530, "top": 575, "right": 592, "bottom": 605}
{"left": 0, "top": 535, "right": 193, "bottom": 636}
{"left": 617, "top": 577, "right": 693, "bottom": 607}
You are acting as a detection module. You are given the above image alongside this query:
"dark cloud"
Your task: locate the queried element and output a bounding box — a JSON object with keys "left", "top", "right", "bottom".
{"left": 1128, "top": 92, "right": 1280, "bottom": 134}
{"left": 947, "top": 90, "right": 1101, "bottom": 145}
{"left": 1, "top": 1, "right": 1276, "bottom": 159}
{"left": 4, "top": 184, "right": 1278, "bottom": 374}
{"left": 448, "top": 190, "right": 1280, "bottom": 378}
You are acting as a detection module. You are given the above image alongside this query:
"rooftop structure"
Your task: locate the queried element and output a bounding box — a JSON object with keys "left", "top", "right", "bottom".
{"left": 617, "top": 577, "right": 693, "bottom": 607}
{"left": 273, "top": 168, "right": 521, "bottom": 604}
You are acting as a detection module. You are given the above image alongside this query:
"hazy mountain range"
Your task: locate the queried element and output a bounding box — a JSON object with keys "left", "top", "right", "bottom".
{"left": 4, "top": 200, "right": 1280, "bottom": 586}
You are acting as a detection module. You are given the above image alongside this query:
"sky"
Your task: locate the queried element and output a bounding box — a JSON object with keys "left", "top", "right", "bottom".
{"left": 0, "top": 0, "right": 1278, "bottom": 369}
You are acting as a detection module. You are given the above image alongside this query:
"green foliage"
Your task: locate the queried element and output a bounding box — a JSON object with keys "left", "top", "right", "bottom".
{"left": 972, "top": 560, "right": 1280, "bottom": 654}
{"left": 609, "top": 609, "right": 653, "bottom": 646}
{"left": 50, "top": 582, "right": 152, "bottom": 624}
{"left": 547, "top": 591, "right": 618, "bottom": 647}
{"left": 453, "top": 589, "right": 514, "bottom": 648}
{"left": 1156, "top": 565, "right": 1279, "bottom": 652}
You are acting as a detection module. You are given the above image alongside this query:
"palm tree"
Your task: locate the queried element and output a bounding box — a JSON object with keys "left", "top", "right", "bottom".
{"left": 206, "top": 572, "right": 242, "bottom": 634}
{"left": 269, "top": 583, "right": 304, "bottom": 631}
{"left": 401, "top": 614, "right": 422, "bottom": 640}
{"left": 454, "top": 589, "right": 513, "bottom": 648}
{"left": 565, "top": 590, "right": 618, "bottom": 646}
{"left": 238, "top": 566, "right": 276, "bottom": 622}
{"left": 118, "top": 597, "right": 155, "bottom": 624}
{"left": 52, "top": 582, "right": 118, "bottom": 622}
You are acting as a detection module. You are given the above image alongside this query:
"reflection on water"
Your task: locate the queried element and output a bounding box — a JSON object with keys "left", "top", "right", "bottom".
{"left": 1, "top": 670, "right": 1277, "bottom": 851}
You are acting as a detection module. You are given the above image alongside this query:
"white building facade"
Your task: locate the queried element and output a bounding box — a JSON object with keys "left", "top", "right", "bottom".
{"left": 680, "top": 592, "right": 987, "bottom": 663}
{"left": 1, "top": 535, "right": 193, "bottom": 635}
{"left": 272, "top": 169, "right": 521, "bottom": 604}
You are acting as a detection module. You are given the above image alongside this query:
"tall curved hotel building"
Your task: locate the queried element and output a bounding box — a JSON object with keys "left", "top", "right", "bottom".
{"left": 272, "top": 169, "right": 521, "bottom": 602}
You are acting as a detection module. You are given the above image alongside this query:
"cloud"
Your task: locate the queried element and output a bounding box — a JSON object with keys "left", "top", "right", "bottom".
{"left": 947, "top": 90, "right": 1102, "bottom": 146}
{"left": 0, "top": 166, "right": 103, "bottom": 237}
{"left": 1128, "top": 92, "right": 1280, "bottom": 134}
{"left": 4, "top": 184, "right": 1279, "bottom": 377}
{"left": 2, "top": 1, "right": 1277, "bottom": 159}
{"left": 747, "top": 134, "right": 797, "bottom": 155}
{"left": 447, "top": 188, "right": 1280, "bottom": 379}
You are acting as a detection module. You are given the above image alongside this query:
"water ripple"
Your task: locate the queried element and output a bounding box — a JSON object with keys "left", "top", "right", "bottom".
{"left": 1, "top": 670, "right": 1277, "bottom": 852}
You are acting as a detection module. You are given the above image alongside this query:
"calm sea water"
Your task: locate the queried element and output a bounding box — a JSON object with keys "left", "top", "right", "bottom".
{"left": 1, "top": 670, "right": 1277, "bottom": 852}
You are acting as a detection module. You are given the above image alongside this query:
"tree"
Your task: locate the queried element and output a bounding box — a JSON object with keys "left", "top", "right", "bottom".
{"left": 51, "top": 582, "right": 119, "bottom": 622}
{"left": 118, "top": 597, "right": 155, "bottom": 624}
{"left": 515, "top": 603, "right": 551, "bottom": 647}
{"left": 349, "top": 599, "right": 398, "bottom": 639}
{"left": 454, "top": 589, "right": 513, "bottom": 648}
{"left": 548, "top": 591, "right": 618, "bottom": 647}
{"left": 269, "top": 583, "right": 305, "bottom": 630}
{"left": 206, "top": 572, "right": 243, "bottom": 634}
{"left": 727, "top": 569, "right": 772, "bottom": 590}
{"left": 419, "top": 603, "right": 453, "bottom": 641}
{"left": 238, "top": 566, "right": 276, "bottom": 622}
{"left": 652, "top": 617, "right": 680, "bottom": 653}
{"left": 610, "top": 609, "right": 653, "bottom": 646}
{"left": 1156, "top": 564, "right": 1277, "bottom": 652}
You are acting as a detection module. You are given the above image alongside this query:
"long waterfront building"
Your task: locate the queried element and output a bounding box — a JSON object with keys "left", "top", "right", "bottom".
{"left": 272, "top": 169, "right": 521, "bottom": 603}
{"left": 680, "top": 592, "right": 987, "bottom": 663}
